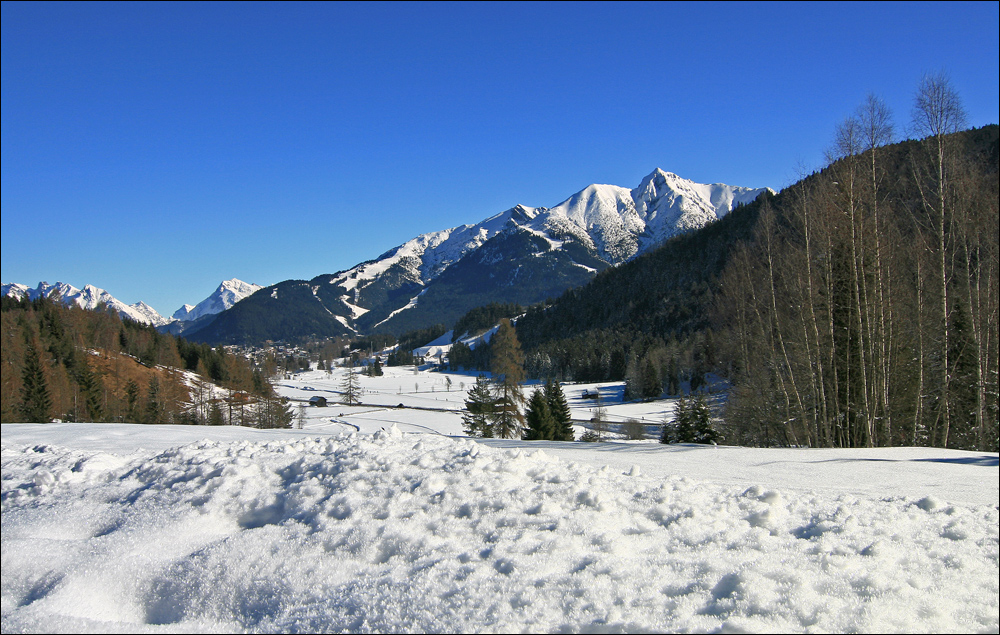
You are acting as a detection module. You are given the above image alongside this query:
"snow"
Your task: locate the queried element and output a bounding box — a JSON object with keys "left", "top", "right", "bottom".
{"left": 307, "top": 168, "right": 771, "bottom": 332}
{"left": 411, "top": 329, "right": 456, "bottom": 359}
{"left": 371, "top": 290, "right": 427, "bottom": 330}
{"left": 1, "top": 281, "right": 173, "bottom": 327}
{"left": 171, "top": 279, "right": 262, "bottom": 322}
{"left": 2, "top": 366, "right": 997, "bottom": 633}
{"left": 411, "top": 326, "right": 497, "bottom": 360}
{"left": 330, "top": 210, "right": 516, "bottom": 297}
{"left": 4, "top": 279, "right": 261, "bottom": 327}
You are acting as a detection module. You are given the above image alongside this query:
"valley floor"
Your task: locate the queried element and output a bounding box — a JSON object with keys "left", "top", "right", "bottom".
{"left": 1, "top": 365, "right": 997, "bottom": 633}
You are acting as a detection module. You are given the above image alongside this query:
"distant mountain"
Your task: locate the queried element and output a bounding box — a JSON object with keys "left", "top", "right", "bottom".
{"left": 171, "top": 278, "right": 262, "bottom": 322}
{"left": 191, "top": 169, "right": 770, "bottom": 344}
{"left": 2, "top": 278, "right": 261, "bottom": 331}
{"left": 1, "top": 281, "right": 171, "bottom": 326}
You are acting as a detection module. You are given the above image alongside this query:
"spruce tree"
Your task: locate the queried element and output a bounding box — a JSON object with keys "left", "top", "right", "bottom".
{"left": 545, "top": 379, "right": 574, "bottom": 441}
{"left": 463, "top": 374, "right": 495, "bottom": 437}
{"left": 208, "top": 400, "right": 225, "bottom": 426}
{"left": 19, "top": 341, "right": 51, "bottom": 423}
{"left": 640, "top": 357, "right": 662, "bottom": 401}
{"left": 623, "top": 354, "right": 642, "bottom": 401}
{"left": 75, "top": 359, "right": 104, "bottom": 422}
{"left": 269, "top": 396, "right": 295, "bottom": 429}
{"left": 689, "top": 393, "right": 718, "bottom": 444}
{"left": 144, "top": 376, "right": 162, "bottom": 424}
{"left": 124, "top": 379, "right": 140, "bottom": 423}
{"left": 523, "top": 388, "right": 555, "bottom": 440}
{"left": 660, "top": 410, "right": 676, "bottom": 444}
{"left": 679, "top": 394, "right": 697, "bottom": 442}
{"left": 663, "top": 393, "right": 717, "bottom": 444}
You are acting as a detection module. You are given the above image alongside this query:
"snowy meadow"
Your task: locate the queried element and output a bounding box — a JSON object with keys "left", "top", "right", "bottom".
{"left": 2, "top": 367, "right": 998, "bottom": 633}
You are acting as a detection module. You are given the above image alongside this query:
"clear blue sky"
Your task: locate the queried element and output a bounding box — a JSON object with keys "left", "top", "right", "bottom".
{"left": 3, "top": 1, "right": 998, "bottom": 318}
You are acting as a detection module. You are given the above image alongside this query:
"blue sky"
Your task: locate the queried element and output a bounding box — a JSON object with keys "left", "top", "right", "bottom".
{"left": 3, "top": 1, "right": 998, "bottom": 318}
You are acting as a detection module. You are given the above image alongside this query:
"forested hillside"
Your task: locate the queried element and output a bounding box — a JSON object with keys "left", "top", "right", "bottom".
{"left": 514, "top": 192, "right": 764, "bottom": 385}
{"left": 1, "top": 295, "right": 284, "bottom": 425}
{"left": 511, "top": 82, "right": 997, "bottom": 452}
{"left": 720, "top": 99, "right": 997, "bottom": 451}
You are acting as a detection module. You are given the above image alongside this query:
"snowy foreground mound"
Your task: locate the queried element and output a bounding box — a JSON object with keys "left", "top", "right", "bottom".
{"left": 2, "top": 429, "right": 998, "bottom": 633}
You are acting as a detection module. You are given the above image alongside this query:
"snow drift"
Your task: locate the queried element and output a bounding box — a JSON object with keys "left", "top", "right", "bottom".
{"left": 2, "top": 425, "right": 997, "bottom": 633}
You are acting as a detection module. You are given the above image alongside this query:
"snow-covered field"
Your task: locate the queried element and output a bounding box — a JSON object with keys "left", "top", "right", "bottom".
{"left": 2, "top": 366, "right": 998, "bottom": 633}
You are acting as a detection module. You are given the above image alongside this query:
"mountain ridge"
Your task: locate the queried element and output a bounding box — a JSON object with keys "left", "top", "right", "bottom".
{"left": 1, "top": 279, "right": 260, "bottom": 328}
{"left": 190, "top": 169, "right": 770, "bottom": 343}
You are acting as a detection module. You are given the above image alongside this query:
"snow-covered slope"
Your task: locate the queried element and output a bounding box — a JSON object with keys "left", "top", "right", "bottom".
{"left": 171, "top": 278, "right": 262, "bottom": 321}
{"left": 1, "top": 281, "right": 171, "bottom": 326}
{"left": 2, "top": 420, "right": 997, "bottom": 633}
{"left": 192, "top": 169, "right": 771, "bottom": 342}
{"left": 329, "top": 169, "right": 768, "bottom": 332}
{"left": 336, "top": 169, "right": 768, "bottom": 302}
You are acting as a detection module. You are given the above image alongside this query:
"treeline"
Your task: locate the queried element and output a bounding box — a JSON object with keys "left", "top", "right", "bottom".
{"left": 450, "top": 307, "right": 722, "bottom": 400}
{"left": 1, "top": 295, "right": 289, "bottom": 426}
{"left": 720, "top": 79, "right": 998, "bottom": 451}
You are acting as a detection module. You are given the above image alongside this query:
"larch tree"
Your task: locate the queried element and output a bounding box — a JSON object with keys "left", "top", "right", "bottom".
{"left": 489, "top": 319, "right": 526, "bottom": 439}
{"left": 341, "top": 361, "right": 361, "bottom": 406}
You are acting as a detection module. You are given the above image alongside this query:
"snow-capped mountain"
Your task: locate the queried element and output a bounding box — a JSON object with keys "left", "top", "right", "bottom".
{"left": 171, "top": 278, "right": 262, "bottom": 322}
{"left": 337, "top": 169, "right": 767, "bottom": 299}
{"left": 193, "top": 169, "right": 769, "bottom": 344}
{"left": 2, "top": 278, "right": 262, "bottom": 330}
{"left": 1, "top": 281, "right": 171, "bottom": 327}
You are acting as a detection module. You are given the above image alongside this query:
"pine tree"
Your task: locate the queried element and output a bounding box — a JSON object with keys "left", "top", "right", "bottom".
{"left": 523, "top": 388, "right": 555, "bottom": 440}
{"left": 463, "top": 374, "right": 495, "bottom": 437}
{"left": 19, "top": 341, "right": 51, "bottom": 423}
{"left": 545, "top": 378, "right": 574, "bottom": 441}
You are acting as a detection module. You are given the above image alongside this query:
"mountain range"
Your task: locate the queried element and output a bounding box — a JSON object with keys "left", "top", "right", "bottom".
{"left": 1, "top": 279, "right": 261, "bottom": 329}
{"left": 190, "top": 169, "right": 770, "bottom": 343}
{"left": 4, "top": 169, "right": 769, "bottom": 344}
